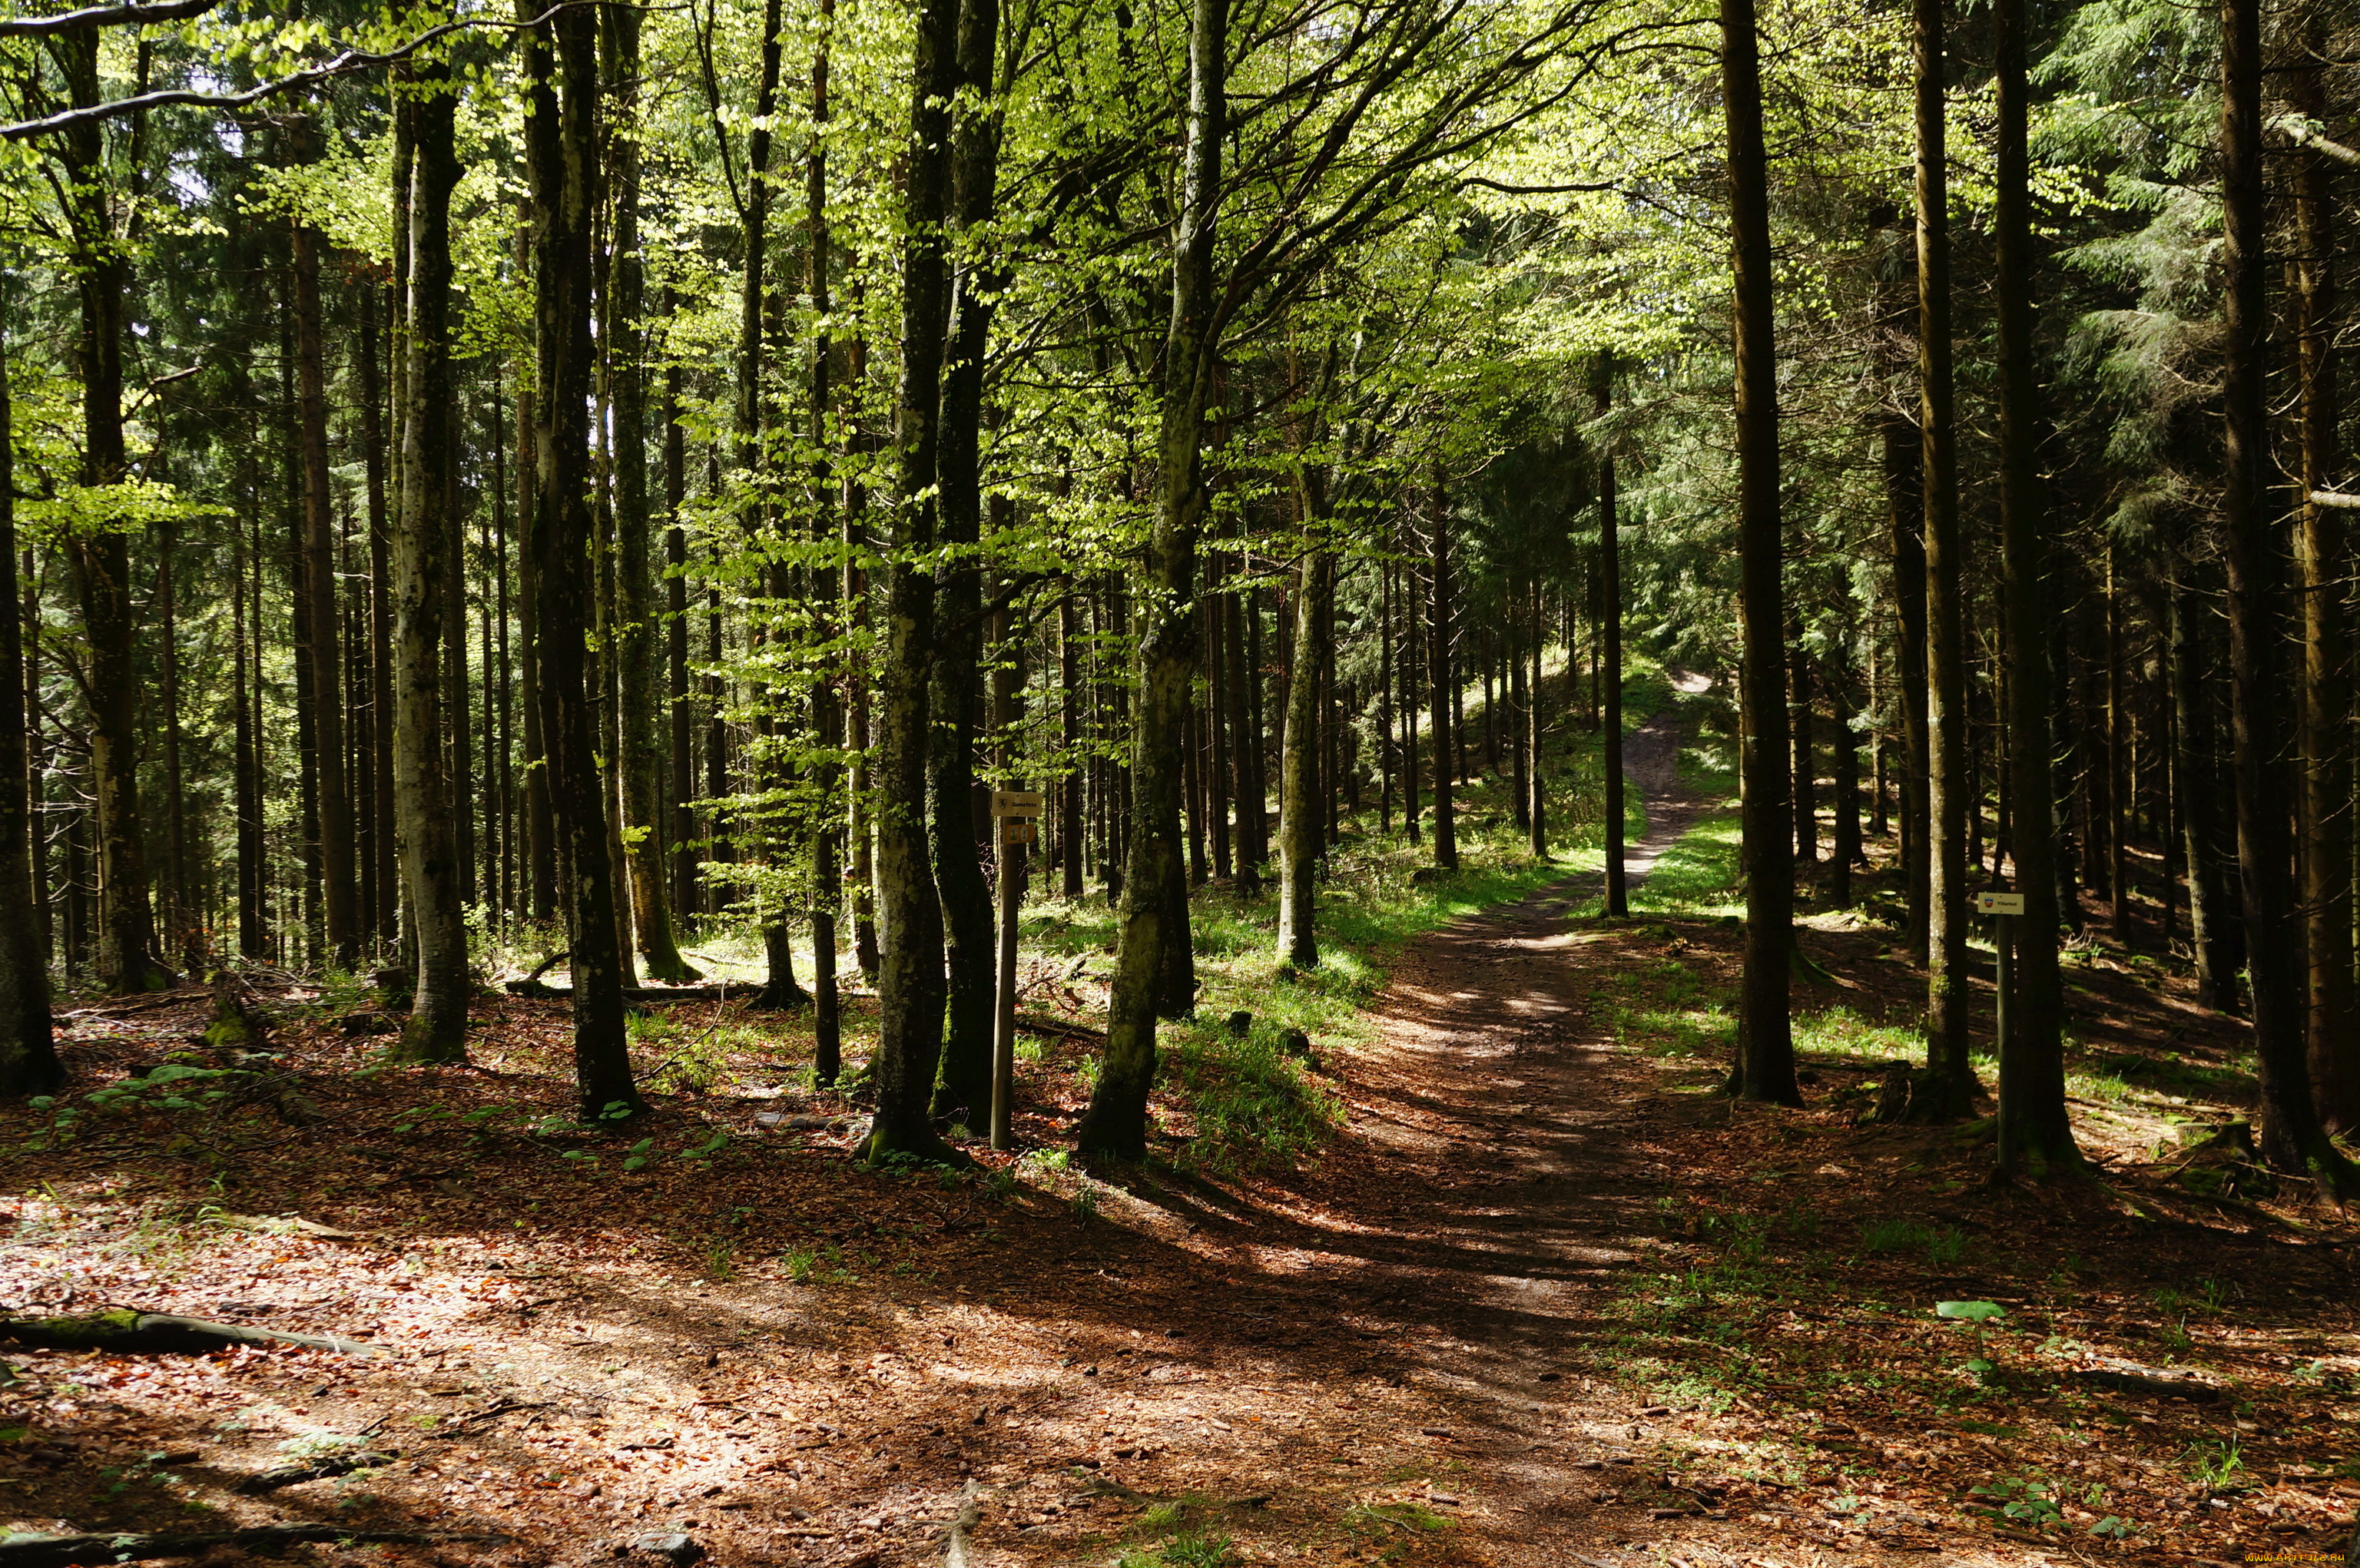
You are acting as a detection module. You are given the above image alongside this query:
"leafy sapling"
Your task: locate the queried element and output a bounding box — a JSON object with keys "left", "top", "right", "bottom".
{"left": 1936, "top": 1299, "right": 2007, "bottom": 1384}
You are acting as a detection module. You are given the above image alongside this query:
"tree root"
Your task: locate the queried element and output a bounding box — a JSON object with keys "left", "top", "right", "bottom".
{"left": 233, "top": 1450, "right": 397, "bottom": 1493}
{"left": 0, "top": 1310, "right": 388, "bottom": 1359}
{"left": 0, "top": 1525, "right": 495, "bottom": 1567}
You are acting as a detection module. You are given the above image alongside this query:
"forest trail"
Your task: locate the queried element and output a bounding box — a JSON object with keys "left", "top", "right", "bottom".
{"left": 1620, "top": 668, "right": 1715, "bottom": 887}
{"left": 1215, "top": 691, "right": 1776, "bottom": 1568}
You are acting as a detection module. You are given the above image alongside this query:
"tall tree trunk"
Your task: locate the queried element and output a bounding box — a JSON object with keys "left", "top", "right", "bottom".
{"left": 1599, "top": 358, "right": 1627, "bottom": 915}
{"left": 1829, "top": 641, "right": 1861, "bottom": 904}
{"left": 360, "top": 283, "right": 399, "bottom": 946}
{"left": 1506, "top": 571, "right": 1524, "bottom": 834}
{"left": 1916, "top": 0, "right": 1974, "bottom": 1116}
{"left": 1059, "top": 586, "right": 1086, "bottom": 897}
{"left": 0, "top": 323, "right": 59, "bottom": 1096}
{"left": 515, "top": 219, "right": 554, "bottom": 924}
{"left": 1278, "top": 529, "right": 1331, "bottom": 967}
{"left": 58, "top": 31, "right": 167, "bottom": 995}
{"left": 807, "top": 4, "right": 842, "bottom": 1079}
{"left": 930, "top": 0, "right": 1010, "bottom": 1118}
{"left": 2218, "top": 0, "right": 2353, "bottom": 1188}
{"left": 2166, "top": 533, "right": 2239, "bottom": 1009}
{"left": 863, "top": 0, "right": 962, "bottom": 1164}
{"left": 1427, "top": 476, "right": 1458, "bottom": 871}
{"left": 1875, "top": 214, "right": 1931, "bottom": 960}
{"left": 527, "top": 0, "right": 641, "bottom": 1119}
{"left": 2105, "top": 543, "right": 2133, "bottom": 942}
{"left": 1076, "top": 0, "right": 1223, "bottom": 1158}
{"left": 729, "top": 0, "right": 802, "bottom": 1012}
{"left": 664, "top": 311, "right": 697, "bottom": 929}
{"left": 605, "top": 2, "right": 694, "bottom": 984}
{"left": 1722, "top": 0, "right": 1798, "bottom": 1103}
{"left": 2292, "top": 45, "right": 2357, "bottom": 1130}
{"left": 1992, "top": 0, "right": 2080, "bottom": 1175}
{"left": 1526, "top": 577, "right": 1544, "bottom": 857}
{"left": 1790, "top": 611, "right": 1815, "bottom": 871}
{"left": 234, "top": 480, "right": 264, "bottom": 959}
{"left": 1222, "top": 588, "right": 1261, "bottom": 890}
{"left": 290, "top": 133, "right": 356, "bottom": 971}
{"left": 492, "top": 393, "right": 515, "bottom": 917}
{"left": 392, "top": 76, "right": 469, "bottom": 1062}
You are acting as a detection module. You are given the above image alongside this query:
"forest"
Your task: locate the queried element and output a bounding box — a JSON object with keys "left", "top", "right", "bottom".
{"left": 0, "top": 0, "right": 2358, "bottom": 1560}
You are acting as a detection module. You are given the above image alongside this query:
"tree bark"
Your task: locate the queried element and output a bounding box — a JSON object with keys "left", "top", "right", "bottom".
{"left": 287, "top": 155, "right": 356, "bottom": 971}
{"left": 1076, "top": 0, "right": 1223, "bottom": 1158}
{"left": 390, "top": 77, "right": 469, "bottom": 1061}
{"left": 807, "top": 5, "right": 842, "bottom": 1079}
{"left": 2292, "top": 43, "right": 2357, "bottom": 1130}
{"left": 359, "top": 283, "right": 398, "bottom": 946}
{"left": 1829, "top": 641, "right": 1860, "bottom": 905}
{"left": 605, "top": 2, "right": 694, "bottom": 985}
{"left": 1426, "top": 476, "right": 1457, "bottom": 871}
{"left": 1993, "top": 0, "right": 2080, "bottom": 1175}
{"left": 1599, "top": 360, "right": 1626, "bottom": 916}
{"left": 664, "top": 313, "right": 697, "bottom": 929}
{"left": 929, "top": 0, "right": 1009, "bottom": 1119}
{"left": 2166, "top": 532, "right": 2239, "bottom": 1009}
{"left": 1278, "top": 534, "right": 1331, "bottom": 967}
{"left": 863, "top": 0, "right": 962, "bottom": 1164}
{"left": 1874, "top": 214, "right": 1931, "bottom": 962}
{"left": 1722, "top": 0, "right": 1798, "bottom": 1103}
{"left": 526, "top": 0, "right": 641, "bottom": 1119}
{"left": 1790, "top": 611, "right": 1815, "bottom": 872}
{"left": 58, "top": 29, "right": 168, "bottom": 995}
{"left": 1915, "top": 0, "right": 1974, "bottom": 1116}
{"left": 1059, "top": 585, "right": 1086, "bottom": 897}
{"left": 2218, "top": 0, "right": 2353, "bottom": 1188}
{"left": 0, "top": 323, "right": 59, "bottom": 1096}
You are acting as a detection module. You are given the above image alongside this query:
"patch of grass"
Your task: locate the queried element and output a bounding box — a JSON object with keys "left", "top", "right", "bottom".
{"left": 1119, "top": 1530, "right": 1239, "bottom": 1568}
{"left": 1858, "top": 1219, "right": 1967, "bottom": 1265}
{"left": 1792, "top": 1006, "right": 1922, "bottom": 1064}
{"left": 1162, "top": 1019, "right": 1342, "bottom": 1174}
{"left": 1348, "top": 1501, "right": 1453, "bottom": 1533}
{"left": 1630, "top": 814, "right": 1742, "bottom": 917}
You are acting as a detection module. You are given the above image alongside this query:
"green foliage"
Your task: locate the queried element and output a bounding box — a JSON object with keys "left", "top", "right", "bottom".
{"left": 2183, "top": 1436, "right": 2245, "bottom": 1489}
{"left": 1967, "top": 1474, "right": 2064, "bottom": 1530}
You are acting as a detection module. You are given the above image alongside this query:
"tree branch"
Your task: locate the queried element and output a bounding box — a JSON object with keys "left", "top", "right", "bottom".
{"left": 0, "top": 0, "right": 217, "bottom": 38}
{"left": 0, "top": 0, "right": 627, "bottom": 140}
{"left": 1458, "top": 176, "right": 1616, "bottom": 194}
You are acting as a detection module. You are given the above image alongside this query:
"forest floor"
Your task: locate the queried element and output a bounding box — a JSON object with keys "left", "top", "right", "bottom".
{"left": 3, "top": 684, "right": 2358, "bottom": 1568}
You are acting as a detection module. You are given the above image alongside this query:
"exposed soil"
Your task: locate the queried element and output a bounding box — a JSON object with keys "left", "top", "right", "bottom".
{"left": 2, "top": 706, "right": 2356, "bottom": 1568}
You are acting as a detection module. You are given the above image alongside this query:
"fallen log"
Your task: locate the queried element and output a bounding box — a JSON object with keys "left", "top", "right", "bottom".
{"left": 0, "top": 1310, "right": 389, "bottom": 1359}
{"left": 505, "top": 981, "right": 737, "bottom": 1002}
{"left": 0, "top": 1525, "right": 494, "bottom": 1567}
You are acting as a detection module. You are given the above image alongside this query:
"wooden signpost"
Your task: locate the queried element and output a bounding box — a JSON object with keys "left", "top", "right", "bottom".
{"left": 988, "top": 788, "right": 1041, "bottom": 1151}
{"left": 1976, "top": 890, "right": 2024, "bottom": 1056}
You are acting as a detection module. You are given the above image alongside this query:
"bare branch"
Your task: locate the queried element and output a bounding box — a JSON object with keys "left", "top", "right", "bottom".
{"left": 2272, "top": 113, "right": 2360, "bottom": 166}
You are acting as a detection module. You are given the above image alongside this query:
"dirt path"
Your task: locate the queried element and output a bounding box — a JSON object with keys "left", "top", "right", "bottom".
{"left": 1620, "top": 669, "right": 1716, "bottom": 887}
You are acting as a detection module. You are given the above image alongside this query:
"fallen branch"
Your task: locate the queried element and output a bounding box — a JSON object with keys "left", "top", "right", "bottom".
{"left": 64, "top": 990, "right": 202, "bottom": 1019}
{"left": 0, "top": 1309, "right": 389, "bottom": 1359}
{"left": 943, "top": 1480, "right": 983, "bottom": 1568}
{"left": 0, "top": 1525, "right": 496, "bottom": 1567}
{"left": 1016, "top": 1014, "right": 1106, "bottom": 1043}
